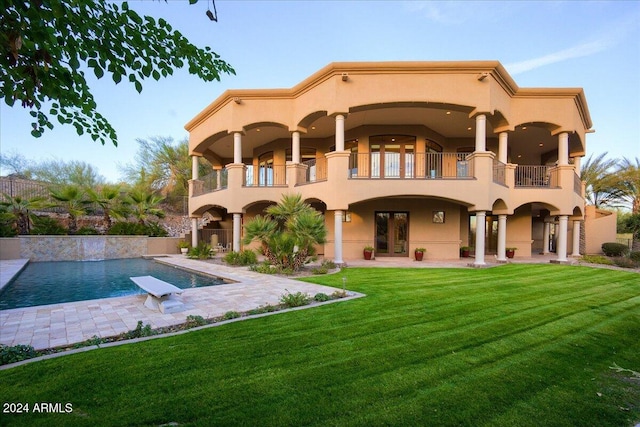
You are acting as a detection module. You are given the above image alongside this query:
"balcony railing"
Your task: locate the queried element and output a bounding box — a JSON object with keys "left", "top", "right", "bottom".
{"left": 514, "top": 165, "right": 558, "bottom": 188}
{"left": 493, "top": 159, "right": 506, "bottom": 185}
{"left": 300, "top": 158, "right": 327, "bottom": 183}
{"left": 198, "top": 170, "right": 228, "bottom": 195}
{"left": 244, "top": 164, "right": 287, "bottom": 187}
{"left": 348, "top": 152, "right": 474, "bottom": 179}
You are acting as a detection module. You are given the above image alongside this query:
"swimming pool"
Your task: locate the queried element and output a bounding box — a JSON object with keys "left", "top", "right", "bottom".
{"left": 0, "top": 258, "right": 226, "bottom": 310}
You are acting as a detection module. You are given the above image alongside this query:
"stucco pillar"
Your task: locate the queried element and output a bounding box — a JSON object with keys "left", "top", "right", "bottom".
{"left": 232, "top": 213, "right": 242, "bottom": 252}
{"left": 496, "top": 214, "right": 507, "bottom": 262}
{"left": 191, "top": 218, "right": 198, "bottom": 247}
{"left": 474, "top": 211, "right": 486, "bottom": 266}
{"left": 335, "top": 114, "right": 345, "bottom": 152}
{"left": 475, "top": 114, "right": 487, "bottom": 153}
{"left": 192, "top": 156, "right": 199, "bottom": 180}
{"left": 542, "top": 221, "right": 550, "bottom": 255}
{"left": 334, "top": 210, "right": 344, "bottom": 265}
{"left": 558, "top": 132, "right": 569, "bottom": 166}
{"left": 573, "top": 157, "right": 582, "bottom": 177}
{"left": 572, "top": 220, "right": 581, "bottom": 257}
{"left": 233, "top": 132, "right": 242, "bottom": 164}
{"left": 498, "top": 132, "right": 508, "bottom": 163}
{"left": 216, "top": 168, "right": 222, "bottom": 190}
{"left": 292, "top": 131, "right": 301, "bottom": 164}
{"left": 556, "top": 215, "right": 568, "bottom": 262}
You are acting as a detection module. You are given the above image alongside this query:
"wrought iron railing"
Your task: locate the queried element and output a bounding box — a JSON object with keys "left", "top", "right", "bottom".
{"left": 514, "top": 165, "right": 558, "bottom": 188}
{"left": 348, "top": 152, "right": 473, "bottom": 179}
{"left": 300, "top": 158, "right": 327, "bottom": 183}
{"left": 493, "top": 160, "right": 506, "bottom": 185}
{"left": 243, "top": 164, "right": 287, "bottom": 187}
{"left": 198, "top": 169, "right": 227, "bottom": 195}
{"left": 574, "top": 172, "right": 583, "bottom": 195}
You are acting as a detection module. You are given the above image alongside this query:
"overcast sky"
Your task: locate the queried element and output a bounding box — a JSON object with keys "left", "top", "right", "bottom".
{"left": 1, "top": 0, "right": 638, "bottom": 182}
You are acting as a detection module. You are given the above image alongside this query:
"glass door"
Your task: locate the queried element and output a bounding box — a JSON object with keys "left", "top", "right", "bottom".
{"left": 375, "top": 212, "right": 409, "bottom": 257}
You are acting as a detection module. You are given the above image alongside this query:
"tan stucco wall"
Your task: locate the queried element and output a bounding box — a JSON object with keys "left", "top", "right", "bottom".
{"left": 0, "top": 238, "right": 21, "bottom": 260}
{"left": 584, "top": 205, "right": 617, "bottom": 254}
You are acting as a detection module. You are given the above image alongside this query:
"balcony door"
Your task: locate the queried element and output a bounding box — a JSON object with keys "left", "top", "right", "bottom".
{"left": 370, "top": 135, "right": 415, "bottom": 179}
{"left": 375, "top": 212, "right": 409, "bottom": 257}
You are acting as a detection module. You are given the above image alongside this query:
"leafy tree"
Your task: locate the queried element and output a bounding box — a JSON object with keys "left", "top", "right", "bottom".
{"left": 1, "top": 0, "right": 234, "bottom": 145}
{"left": 125, "top": 188, "right": 165, "bottom": 225}
{"left": 243, "top": 194, "right": 327, "bottom": 271}
{"left": 50, "top": 184, "right": 90, "bottom": 234}
{"left": 615, "top": 157, "right": 640, "bottom": 214}
{"left": 0, "top": 150, "right": 34, "bottom": 178}
{"left": 0, "top": 193, "right": 48, "bottom": 234}
{"left": 30, "top": 159, "right": 105, "bottom": 187}
{"left": 581, "top": 153, "right": 620, "bottom": 208}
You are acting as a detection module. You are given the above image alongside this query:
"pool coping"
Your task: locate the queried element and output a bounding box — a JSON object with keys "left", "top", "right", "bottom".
{"left": 0, "top": 258, "right": 29, "bottom": 292}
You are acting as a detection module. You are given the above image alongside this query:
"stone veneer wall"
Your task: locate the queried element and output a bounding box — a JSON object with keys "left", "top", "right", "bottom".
{"left": 18, "top": 236, "right": 150, "bottom": 262}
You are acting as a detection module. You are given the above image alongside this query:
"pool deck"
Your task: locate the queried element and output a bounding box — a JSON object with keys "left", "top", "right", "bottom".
{"left": 0, "top": 256, "right": 343, "bottom": 351}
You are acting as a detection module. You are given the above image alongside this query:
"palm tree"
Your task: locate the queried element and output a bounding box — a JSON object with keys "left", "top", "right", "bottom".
{"left": 0, "top": 193, "right": 47, "bottom": 234}
{"left": 581, "top": 153, "right": 620, "bottom": 208}
{"left": 50, "top": 185, "right": 90, "bottom": 234}
{"left": 243, "top": 194, "right": 327, "bottom": 271}
{"left": 615, "top": 157, "right": 640, "bottom": 214}
{"left": 86, "top": 184, "right": 125, "bottom": 230}
{"left": 125, "top": 188, "right": 165, "bottom": 225}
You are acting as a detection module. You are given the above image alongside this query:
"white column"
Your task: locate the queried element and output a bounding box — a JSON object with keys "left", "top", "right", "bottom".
{"left": 232, "top": 213, "right": 242, "bottom": 252}
{"left": 498, "top": 132, "right": 508, "bottom": 163}
{"left": 233, "top": 132, "right": 242, "bottom": 164}
{"left": 558, "top": 132, "right": 569, "bottom": 166}
{"left": 216, "top": 169, "right": 222, "bottom": 190}
{"left": 192, "top": 156, "right": 199, "bottom": 180}
{"left": 542, "top": 222, "right": 550, "bottom": 255}
{"left": 334, "top": 210, "right": 344, "bottom": 264}
{"left": 292, "top": 131, "right": 300, "bottom": 164}
{"left": 573, "top": 157, "right": 582, "bottom": 177}
{"left": 572, "top": 220, "right": 581, "bottom": 257}
{"left": 496, "top": 214, "right": 507, "bottom": 262}
{"left": 474, "top": 211, "right": 486, "bottom": 266}
{"left": 475, "top": 114, "right": 486, "bottom": 152}
{"left": 335, "top": 114, "right": 345, "bottom": 151}
{"left": 191, "top": 218, "right": 198, "bottom": 248}
{"left": 556, "top": 215, "right": 568, "bottom": 262}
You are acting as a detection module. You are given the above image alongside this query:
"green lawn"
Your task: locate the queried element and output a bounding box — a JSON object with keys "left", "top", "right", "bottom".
{"left": 1, "top": 264, "right": 639, "bottom": 426}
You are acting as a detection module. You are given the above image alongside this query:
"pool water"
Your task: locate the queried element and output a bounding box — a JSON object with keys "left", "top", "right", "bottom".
{"left": 0, "top": 258, "right": 225, "bottom": 310}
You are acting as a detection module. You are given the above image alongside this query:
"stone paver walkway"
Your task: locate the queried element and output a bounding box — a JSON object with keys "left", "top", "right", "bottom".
{"left": 0, "top": 256, "right": 342, "bottom": 350}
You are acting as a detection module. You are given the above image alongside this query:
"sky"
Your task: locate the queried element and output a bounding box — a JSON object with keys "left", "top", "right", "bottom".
{"left": 1, "top": 0, "right": 639, "bottom": 182}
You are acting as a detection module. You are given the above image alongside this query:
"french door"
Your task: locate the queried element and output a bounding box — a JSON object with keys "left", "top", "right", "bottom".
{"left": 375, "top": 212, "right": 409, "bottom": 257}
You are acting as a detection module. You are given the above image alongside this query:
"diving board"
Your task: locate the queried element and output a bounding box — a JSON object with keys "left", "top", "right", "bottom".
{"left": 130, "top": 275, "right": 185, "bottom": 314}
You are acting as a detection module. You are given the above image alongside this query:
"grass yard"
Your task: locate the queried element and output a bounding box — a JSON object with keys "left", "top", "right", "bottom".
{"left": 1, "top": 264, "right": 639, "bottom": 426}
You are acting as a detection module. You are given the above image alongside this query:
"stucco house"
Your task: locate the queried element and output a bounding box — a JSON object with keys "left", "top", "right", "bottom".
{"left": 185, "top": 61, "right": 592, "bottom": 265}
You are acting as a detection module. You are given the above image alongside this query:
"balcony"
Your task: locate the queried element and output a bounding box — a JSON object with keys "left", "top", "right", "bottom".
{"left": 243, "top": 164, "right": 287, "bottom": 187}
{"left": 514, "top": 165, "right": 558, "bottom": 188}
{"left": 348, "top": 152, "right": 474, "bottom": 179}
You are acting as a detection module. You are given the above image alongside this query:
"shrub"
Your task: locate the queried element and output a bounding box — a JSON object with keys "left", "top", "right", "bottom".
{"left": 581, "top": 255, "right": 614, "bottom": 266}
{"left": 108, "top": 221, "right": 146, "bottom": 235}
{"left": 144, "top": 221, "right": 168, "bottom": 237}
{"left": 247, "top": 304, "right": 279, "bottom": 315}
{"left": 76, "top": 226, "right": 100, "bottom": 235}
{"left": 630, "top": 251, "right": 640, "bottom": 262}
{"left": 613, "top": 257, "right": 638, "bottom": 269}
{"left": 0, "top": 344, "right": 39, "bottom": 365}
{"left": 185, "top": 315, "right": 207, "bottom": 328}
{"left": 224, "top": 250, "right": 258, "bottom": 266}
{"left": 123, "top": 321, "right": 154, "bottom": 339}
{"left": 601, "top": 242, "right": 629, "bottom": 257}
{"left": 280, "top": 290, "right": 311, "bottom": 308}
{"left": 250, "top": 261, "right": 278, "bottom": 274}
{"left": 188, "top": 242, "right": 214, "bottom": 259}
{"left": 30, "top": 216, "right": 67, "bottom": 235}
{"left": 313, "top": 292, "right": 330, "bottom": 302}
{"left": 223, "top": 311, "right": 240, "bottom": 320}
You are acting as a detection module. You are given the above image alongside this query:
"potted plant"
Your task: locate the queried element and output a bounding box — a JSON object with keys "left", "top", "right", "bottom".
{"left": 178, "top": 240, "right": 190, "bottom": 254}
{"left": 506, "top": 247, "right": 517, "bottom": 258}
{"left": 363, "top": 245, "right": 374, "bottom": 260}
{"left": 414, "top": 247, "right": 426, "bottom": 261}
{"left": 460, "top": 246, "right": 471, "bottom": 258}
